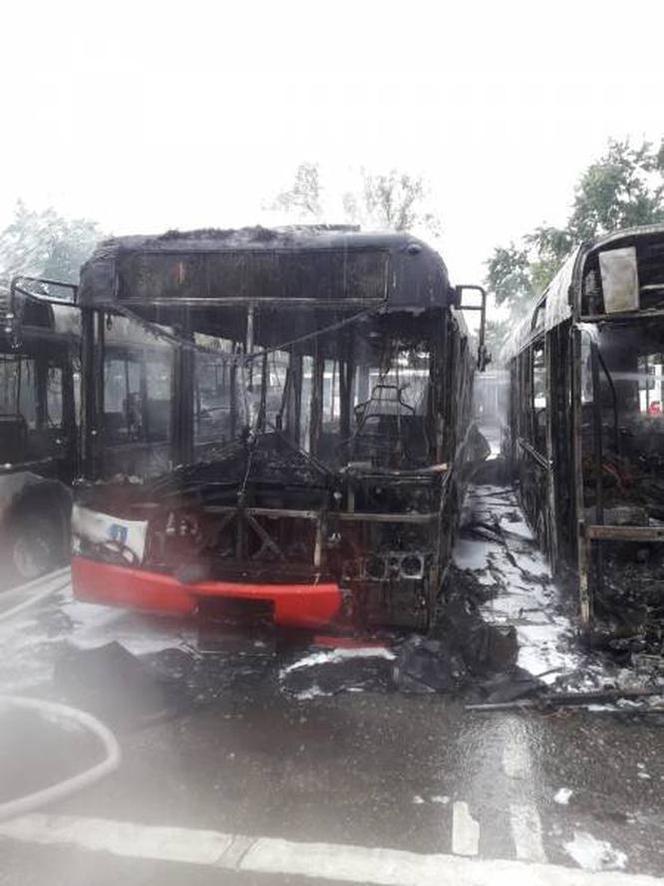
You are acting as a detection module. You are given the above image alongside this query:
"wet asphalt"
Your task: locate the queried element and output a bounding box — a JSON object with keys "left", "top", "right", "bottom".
{"left": 1, "top": 484, "right": 664, "bottom": 884}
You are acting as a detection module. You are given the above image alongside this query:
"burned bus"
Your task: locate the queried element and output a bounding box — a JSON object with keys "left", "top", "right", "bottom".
{"left": 61, "top": 227, "right": 485, "bottom": 632}
{"left": 0, "top": 280, "right": 78, "bottom": 583}
{"left": 504, "top": 224, "right": 664, "bottom": 638}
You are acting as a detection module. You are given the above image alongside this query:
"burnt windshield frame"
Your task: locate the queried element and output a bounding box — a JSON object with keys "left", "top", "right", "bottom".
{"left": 88, "top": 301, "right": 446, "bottom": 479}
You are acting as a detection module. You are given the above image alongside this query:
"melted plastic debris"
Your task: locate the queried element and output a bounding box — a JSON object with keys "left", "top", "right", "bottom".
{"left": 2, "top": 572, "right": 398, "bottom": 702}
{"left": 0, "top": 580, "right": 193, "bottom": 693}
{"left": 563, "top": 830, "right": 627, "bottom": 871}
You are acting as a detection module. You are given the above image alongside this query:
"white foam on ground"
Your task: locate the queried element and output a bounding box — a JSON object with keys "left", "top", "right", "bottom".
{"left": 499, "top": 517, "right": 535, "bottom": 541}
{"left": 455, "top": 484, "right": 586, "bottom": 684}
{"left": 294, "top": 684, "right": 331, "bottom": 700}
{"left": 516, "top": 625, "right": 581, "bottom": 682}
{"left": 564, "top": 831, "right": 627, "bottom": 872}
{"left": 63, "top": 597, "right": 194, "bottom": 656}
{"left": 281, "top": 646, "right": 395, "bottom": 678}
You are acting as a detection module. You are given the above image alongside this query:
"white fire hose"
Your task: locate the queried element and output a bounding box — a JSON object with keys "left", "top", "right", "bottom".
{"left": 0, "top": 569, "right": 122, "bottom": 821}
{"left": 0, "top": 695, "right": 121, "bottom": 822}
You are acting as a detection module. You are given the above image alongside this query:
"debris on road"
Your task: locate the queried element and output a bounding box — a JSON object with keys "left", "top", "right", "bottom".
{"left": 54, "top": 641, "right": 182, "bottom": 730}
{"left": 393, "top": 600, "right": 519, "bottom": 694}
{"left": 3, "top": 478, "right": 663, "bottom": 715}
{"left": 449, "top": 482, "right": 664, "bottom": 710}
{"left": 280, "top": 643, "right": 397, "bottom": 698}
{"left": 465, "top": 687, "right": 664, "bottom": 713}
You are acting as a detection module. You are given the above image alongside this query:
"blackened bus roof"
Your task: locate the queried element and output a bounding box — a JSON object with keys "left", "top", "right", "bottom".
{"left": 78, "top": 226, "right": 455, "bottom": 312}
{"left": 501, "top": 223, "right": 664, "bottom": 362}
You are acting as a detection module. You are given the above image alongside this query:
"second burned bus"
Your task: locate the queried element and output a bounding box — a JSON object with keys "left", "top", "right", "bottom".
{"left": 504, "top": 224, "right": 664, "bottom": 637}
{"left": 48, "top": 227, "right": 486, "bottom": 633}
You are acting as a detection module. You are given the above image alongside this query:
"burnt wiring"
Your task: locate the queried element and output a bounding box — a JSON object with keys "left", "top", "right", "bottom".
{"left": 102, "top": 301, "right": 389, "bottom": 492}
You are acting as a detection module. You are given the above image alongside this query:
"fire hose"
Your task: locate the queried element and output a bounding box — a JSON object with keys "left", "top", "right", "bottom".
{"left": 0, "top": 570, "right": 122, "bottom": 822}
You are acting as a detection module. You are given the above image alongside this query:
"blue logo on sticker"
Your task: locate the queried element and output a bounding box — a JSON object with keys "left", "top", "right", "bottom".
{"left": 109, "top": 523, "right": 128, "bottom": 545}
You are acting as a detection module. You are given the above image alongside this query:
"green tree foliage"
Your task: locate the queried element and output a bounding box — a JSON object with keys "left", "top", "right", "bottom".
{"left": 485, "top": 242, "right": 533, "bottom": 309}
{"left": 485, "top": 138, "right": 664, "bottom": 355}
{"left": 0, "top": 201, "right": 102, "bottom": 283}
{"left": 568, "top": 139, "right": 664, "bottom": 239}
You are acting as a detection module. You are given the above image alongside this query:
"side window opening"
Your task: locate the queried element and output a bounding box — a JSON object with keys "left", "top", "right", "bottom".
{"left": 104, "top": 355, "right": 142, "bottom": 443}
{"left": 532, "top": 342, "right": 547, "bottom": 452}
{"left": 46, "top": 365, "right": 64, "bottom": 428}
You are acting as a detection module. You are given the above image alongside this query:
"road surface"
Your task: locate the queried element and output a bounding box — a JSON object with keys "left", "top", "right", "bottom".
{"left": 1, "top": 485, "right": 663, "bottom": 885}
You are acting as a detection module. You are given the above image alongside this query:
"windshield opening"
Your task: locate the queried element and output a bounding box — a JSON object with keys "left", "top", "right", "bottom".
{"left": 97, "top": 303, "right": 445, "bottom": 482}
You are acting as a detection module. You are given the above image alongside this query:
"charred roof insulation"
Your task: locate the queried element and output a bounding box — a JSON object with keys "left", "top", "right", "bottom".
{"left": 78, "top": 226, "right": 456, "bottom": 314}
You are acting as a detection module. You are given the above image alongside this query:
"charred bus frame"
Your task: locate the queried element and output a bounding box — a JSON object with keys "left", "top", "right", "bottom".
{"left": 504, "top": 224, "right": 664, "bottom": 635}
{"left": 35, "top": 227, "right": 486, "bottom": 632}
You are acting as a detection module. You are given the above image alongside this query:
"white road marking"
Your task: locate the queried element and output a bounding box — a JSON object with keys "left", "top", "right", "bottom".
{"left": 451, "top": 801, "right": 480, "bottom": 856}
{"left": 509, "top": 803, "right": 546, "bottom": 863}
{"left": 0, "top": 813, "right": 660, "bottom": 885}
{"left": 502, "top": 730, "right": 532, "bottom": 779}
{"left": 0, "top": 813, "right": 233, "bottom": 864}
{"left": 502, "top": 719, "right": 548, "bottom": 863}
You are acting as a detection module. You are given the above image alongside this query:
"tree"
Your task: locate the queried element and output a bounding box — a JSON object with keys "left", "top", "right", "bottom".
{"left": 268, "top": 162, "right": 322, "bottom": 221}
{"left": 484, "top": 138, "right": 664, "bottom": 356}
{"left": 485, "top": 242, "right": 534, "bottom": 314}
{"left": 0, "top": 201, "right": 103, "bottom": 283}
{"left": 269, "top": 163, "right": 442, "bottom": 236}
{"left": 345, "top": 169, "right": 441, "bottom": 235}
{"left": 568, "top": 139, "right": 664, "bottom": 240}
{"left": 525, "top": 225, "right": 574, "bottom": 294}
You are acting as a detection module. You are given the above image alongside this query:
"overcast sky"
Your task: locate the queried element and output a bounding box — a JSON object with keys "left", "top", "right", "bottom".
{"left": 1, "top": 0, "right": 663, "bottom": 285}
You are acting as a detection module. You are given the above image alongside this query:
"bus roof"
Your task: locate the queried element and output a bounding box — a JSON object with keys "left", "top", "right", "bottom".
{"left": 78, "top": 226, "right": 455, "bottom": 314}
{"left": 501, "top": 223, "right": 664, "bottom": 362}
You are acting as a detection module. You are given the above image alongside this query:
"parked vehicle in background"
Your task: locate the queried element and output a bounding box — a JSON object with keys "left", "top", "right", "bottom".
{"left": 0, "top": 280, "right": 79, "bottom": 584}
{"left": 503, "top": 224, "right": 664, "bottom": 639}
{"left": 31, "top": 226, "right": 487, "bottom": 633}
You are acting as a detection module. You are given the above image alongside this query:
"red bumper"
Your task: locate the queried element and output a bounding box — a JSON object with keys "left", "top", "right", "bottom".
{"left": 71, "top": 556, "right": 343, "bottom": 630}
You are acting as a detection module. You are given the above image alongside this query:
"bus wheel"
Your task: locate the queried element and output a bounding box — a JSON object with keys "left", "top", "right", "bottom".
{"left": 11, "top": 515, "right": 65, "bottom": 581}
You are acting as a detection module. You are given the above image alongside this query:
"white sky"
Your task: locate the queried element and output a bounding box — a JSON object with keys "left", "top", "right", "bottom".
{"left": 1, "top": 0, "right": 663, "bottom": 285}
